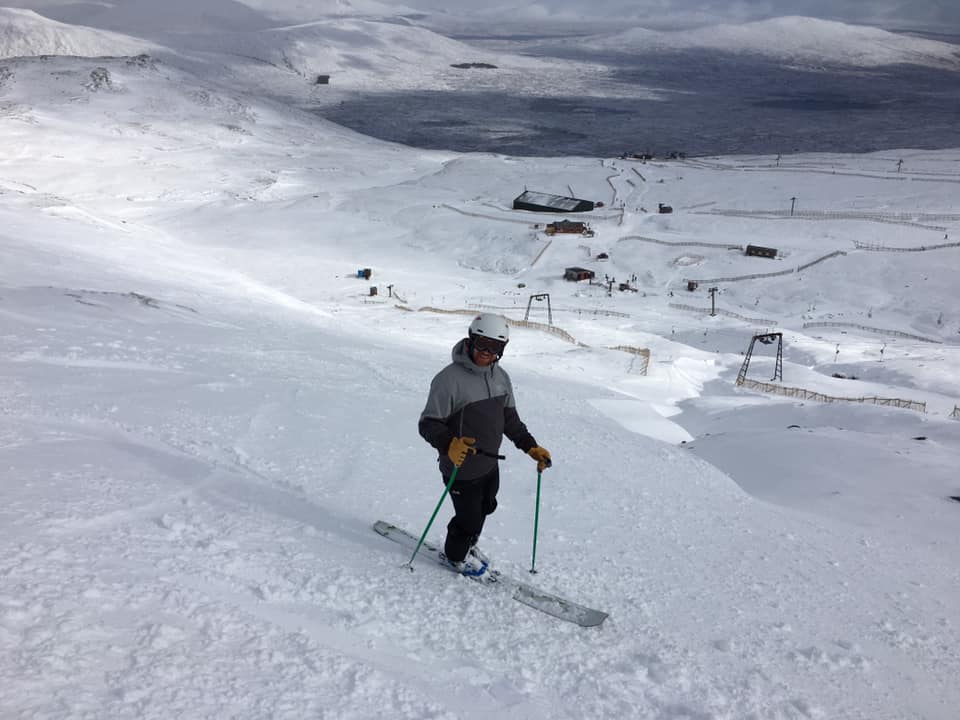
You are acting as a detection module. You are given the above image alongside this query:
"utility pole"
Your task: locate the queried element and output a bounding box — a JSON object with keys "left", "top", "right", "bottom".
{"left": 790, "top": 197, "right": 797, "bottom": 216}
{"left": 387, "top": 284, "right": 394, "bottom": 298}
{"left": 776, "top": 154, "right": 781, "bottom": 167}
{"left": 709, "top": 287, "right": 719, "bottom": 316}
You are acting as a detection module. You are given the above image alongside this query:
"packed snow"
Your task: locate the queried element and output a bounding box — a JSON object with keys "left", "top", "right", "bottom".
{"left": 1, "top": 6, "right": 959, "bottom": 720}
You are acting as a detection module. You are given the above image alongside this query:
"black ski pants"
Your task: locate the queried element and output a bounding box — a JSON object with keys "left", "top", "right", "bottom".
{"left": 443, "top": 465, "right": 499, "bottom": 562}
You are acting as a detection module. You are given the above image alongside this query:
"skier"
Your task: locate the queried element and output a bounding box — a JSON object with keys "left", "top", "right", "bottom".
{"left": 418, "top": 313, "right": 551, "bottom": 578}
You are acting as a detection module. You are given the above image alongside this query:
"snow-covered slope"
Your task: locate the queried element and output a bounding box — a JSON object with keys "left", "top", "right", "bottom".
{"left": 2, "top": 12, "right": 960, "bottom": 720}
{"left": 0, "top": 7, "right": 595, "bottom": 97}
{"left": 0, "top": 7, "right": 155, "bottom": 58}
{"left": 177, "top": 17, "right": 547, "bottom": 87}
{"left": 584, "top": 16, "right": 960, "bottom": 69}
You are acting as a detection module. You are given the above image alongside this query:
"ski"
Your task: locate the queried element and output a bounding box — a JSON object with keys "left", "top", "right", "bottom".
{"left": 373, "top": 520, "right": 608, "bottom": 628}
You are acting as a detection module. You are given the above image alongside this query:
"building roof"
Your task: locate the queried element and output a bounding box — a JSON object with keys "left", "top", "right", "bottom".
{"left": 515, "top": 191, "right": 587, "bottom": 212}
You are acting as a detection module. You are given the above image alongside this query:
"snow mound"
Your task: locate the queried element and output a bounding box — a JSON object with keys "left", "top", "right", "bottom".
{"left": 0, "top": 8, "right": 155, "bottom": 59}
{"left": 602, "top": 16, "right": 960, "bottom": 69}
{"left": 174, "top": 17, "right": 542, "bottom": 85}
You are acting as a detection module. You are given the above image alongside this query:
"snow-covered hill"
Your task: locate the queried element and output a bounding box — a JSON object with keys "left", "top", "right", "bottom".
{"left": 173, "top": 16, "right": 551, "bottom": 89}
{"left": 2, "top": 9, "right": 960, "bottom": 720}
{"left": 572, "top": 16, "right": 960, "bottom": 69}
{"left": 0, "top": 7, "right": 155, "bottom": 58}
{"left": 0, "top": 7, "right": 603, "bottom": 100}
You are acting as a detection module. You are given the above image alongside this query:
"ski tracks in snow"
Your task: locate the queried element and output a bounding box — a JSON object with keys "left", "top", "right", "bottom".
{"left": 0, "top": 416, "right": 545, "bottom": 719}
{"left": 2, "top": 288, "right": 958, "bottom": 718}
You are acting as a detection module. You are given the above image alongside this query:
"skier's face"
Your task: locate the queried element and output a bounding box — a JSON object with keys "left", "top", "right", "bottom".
{"left": 472, "top": 347, "right": 497, "bottom": 367}
{"left": 470, "top": 335, "right": 505, "bottom": 367}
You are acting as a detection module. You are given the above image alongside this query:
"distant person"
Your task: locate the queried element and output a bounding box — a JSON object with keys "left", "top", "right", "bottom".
{"left": 418, "top": 313, "right": 551, "bottom": 579}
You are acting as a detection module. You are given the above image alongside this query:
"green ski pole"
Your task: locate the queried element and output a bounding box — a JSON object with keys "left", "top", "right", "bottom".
{"left": 406, "top": 466, "right": 458, "bottom": 569}
{"left": 530, "top": 469, "right": 542, "bottom": 574}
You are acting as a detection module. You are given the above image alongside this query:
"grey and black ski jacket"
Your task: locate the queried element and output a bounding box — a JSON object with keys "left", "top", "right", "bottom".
{"left": 419, "top": 338, "right": 537, "bottom": 483}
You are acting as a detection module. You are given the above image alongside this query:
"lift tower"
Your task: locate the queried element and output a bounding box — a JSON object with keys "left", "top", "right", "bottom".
{"left": 524, "top": 293, "right": 553, "bottom": 325}
{"left": 736, "top": 332, "right": 783, "bottom": 385}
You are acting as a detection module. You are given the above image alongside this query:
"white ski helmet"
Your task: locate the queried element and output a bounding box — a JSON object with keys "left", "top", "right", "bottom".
{"left": 468, "top": 313, "right": 510, "bottom": 343}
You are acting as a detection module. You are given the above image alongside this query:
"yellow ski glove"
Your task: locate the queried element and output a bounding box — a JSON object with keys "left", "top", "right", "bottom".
{"left": 528, "top": 446, "right": 552, "bottom": 472}
{"left": 447, "top": 436, "right": 477, "bottom": 467}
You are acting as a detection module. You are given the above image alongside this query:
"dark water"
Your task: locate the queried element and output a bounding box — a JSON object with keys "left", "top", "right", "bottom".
{"left": 315, "top": 48, "right": 960, "bottom": 157}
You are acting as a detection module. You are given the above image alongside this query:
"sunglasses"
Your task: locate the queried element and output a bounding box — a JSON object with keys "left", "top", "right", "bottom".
{"left": 472, "top": 336, "right": 506, "bottom": 356}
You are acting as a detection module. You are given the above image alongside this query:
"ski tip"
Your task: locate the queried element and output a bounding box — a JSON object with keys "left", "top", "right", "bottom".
{"left": 580, "top": 612, "right": 609, "bottom": 628}
{"left": 513, "top": 584, "right": 609, "bottom": 628}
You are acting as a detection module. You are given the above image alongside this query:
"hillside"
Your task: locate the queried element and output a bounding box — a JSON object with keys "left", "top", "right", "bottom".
{"left": 1, "top": 11, "right": 960, "bottom": 720}
{"left": 0, "top": 7, "right": 155, "bottom": 57}
{"left": 542, "top": 16, "right": 960, "bottom": 70}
